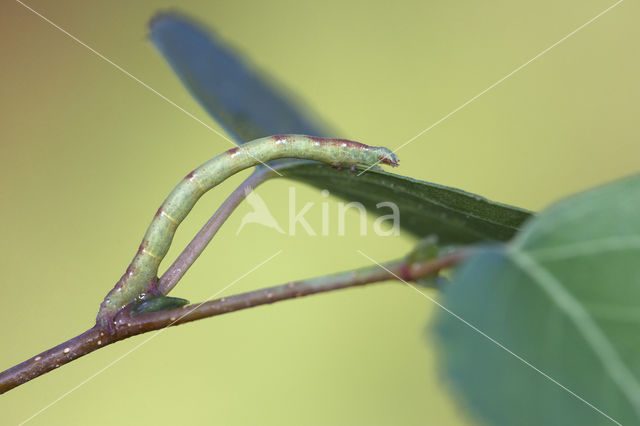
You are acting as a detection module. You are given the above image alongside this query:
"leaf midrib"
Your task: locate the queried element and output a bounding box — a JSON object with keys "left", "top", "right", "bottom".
{"left": 508, "top": 248, "right": 640, "bottom": 420}
{"left": 283, "top": 164, "right": 529, "bottom": 234}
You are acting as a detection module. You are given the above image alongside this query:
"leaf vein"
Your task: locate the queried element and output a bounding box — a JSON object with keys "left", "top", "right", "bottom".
{"left": 508, "top": 249, "right": 640, "bottom": 417}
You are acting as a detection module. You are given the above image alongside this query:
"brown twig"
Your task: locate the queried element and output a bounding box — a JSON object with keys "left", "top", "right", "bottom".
{"left": 157, "top": 167, "right": 276, "bottom": 295}
{"left": 0, "top": 250, "right": 465, "bottom": 394}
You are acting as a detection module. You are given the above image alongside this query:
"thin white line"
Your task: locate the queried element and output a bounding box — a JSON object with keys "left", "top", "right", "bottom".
{"left": 19, "top": 250, "right": 283, "bottom": 425}
{"left": 14, "top": 0, "right": 229, "bottom": 141}
{"left": 356, "top": 250, "right": 621, "bottom": 426}
{"left": 509, "top": 249, "right": 640, "bottom": 416}
{"left": 14, "top": 0, "right": 284, "bottom": 177}
{"left": 357, "top": 0, "right": 624, "bottom": 176}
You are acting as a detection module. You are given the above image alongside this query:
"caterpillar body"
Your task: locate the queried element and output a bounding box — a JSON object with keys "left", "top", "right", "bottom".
{"left": 96, "top": 135, "right": 398, "bottom": 329}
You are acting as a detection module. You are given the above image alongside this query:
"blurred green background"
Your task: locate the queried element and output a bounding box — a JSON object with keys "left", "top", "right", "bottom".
{"left": 1, "top": 0, "right": 637, "bottom": 424}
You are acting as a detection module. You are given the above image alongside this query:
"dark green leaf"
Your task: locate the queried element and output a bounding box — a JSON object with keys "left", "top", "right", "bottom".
{"left": 132, "top": 296, "right": 189, "bottom": 316}
{"left": 435, "top": 174, "right": 640, "bottom": 425}
{"left": 282, "top": 163, "right": 531, "bottom": 243}
{"left": 150, "top": 12, "right": 532, "bottom": 243}
{"left": 149, "top": 13, "right": 329, "bottom": 143}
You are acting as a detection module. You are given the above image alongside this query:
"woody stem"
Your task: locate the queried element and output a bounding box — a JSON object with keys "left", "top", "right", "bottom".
{"left": 158, "top": 166, "right": 276, "bottom": 295}
{"left": 0, "top": 250, "right": 465, "bottom": 394}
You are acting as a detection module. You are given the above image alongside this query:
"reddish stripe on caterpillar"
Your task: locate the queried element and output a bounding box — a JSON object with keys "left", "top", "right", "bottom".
{"left": 96, "top": 135, "right": 398, "bottom": 331}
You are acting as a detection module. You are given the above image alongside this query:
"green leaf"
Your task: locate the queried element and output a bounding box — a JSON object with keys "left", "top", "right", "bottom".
{"left": 149, "top": 13, "right": 329, "bottom": 143}
{"left": 150, "top": 13, "right": 532, "bottom": 243}
{"left": 435, "top": 174, "right": 640, "bottom": 425}
{"left": 282, "top": 163, "right": 531, "bottom": 243}
{"left": 131, "top": 296, "right": 189, "bottom": 316}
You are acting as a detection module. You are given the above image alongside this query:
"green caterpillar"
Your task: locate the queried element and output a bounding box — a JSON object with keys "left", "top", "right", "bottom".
{"left": 96, "top": 134, "right": 398, "bottom": 329}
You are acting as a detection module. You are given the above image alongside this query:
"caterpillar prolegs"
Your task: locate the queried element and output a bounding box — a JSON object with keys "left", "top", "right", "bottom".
{"left": 96, "top": 134, "right": 398, "bottom": 329}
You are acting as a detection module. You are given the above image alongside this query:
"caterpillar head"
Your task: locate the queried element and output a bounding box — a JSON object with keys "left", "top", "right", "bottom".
{"left": 373, "top": 147, "right": 399, "bottom": 167}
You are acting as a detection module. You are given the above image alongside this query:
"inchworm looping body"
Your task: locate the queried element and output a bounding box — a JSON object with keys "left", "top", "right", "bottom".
{"left": 96, "top": 135, "right": 398, "bottom": 329}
